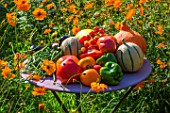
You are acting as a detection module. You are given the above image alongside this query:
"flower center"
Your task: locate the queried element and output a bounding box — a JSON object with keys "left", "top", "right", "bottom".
{"left": 46, "top": 65, "right": 50, "bottom": 69}
{"left": 37, "top": 12, "right": 42, "bottom": 16}
{"left": 22, "top": 1, "right": 26, "bottom": 4}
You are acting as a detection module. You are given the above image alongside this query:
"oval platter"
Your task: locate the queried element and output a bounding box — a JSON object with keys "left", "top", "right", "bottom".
{"left": 20, "top": 59, "right": 152, "bottom": 93}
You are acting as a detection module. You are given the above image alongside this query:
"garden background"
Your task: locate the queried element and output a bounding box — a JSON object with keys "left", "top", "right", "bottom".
{"left": 0, "top": 0, "right": 170, "bottom": 113}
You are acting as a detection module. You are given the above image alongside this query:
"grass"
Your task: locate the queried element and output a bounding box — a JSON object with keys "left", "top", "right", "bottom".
{"left": 0, "top": 0, "right": 170, "bottom": 113}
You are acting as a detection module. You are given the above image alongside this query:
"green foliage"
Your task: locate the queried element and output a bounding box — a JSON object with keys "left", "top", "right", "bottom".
{"left": 0, "top": 4, "right": 7, "bottom": 23}
{"left": 0, "top": 0, "right": 169, "bottom": 113}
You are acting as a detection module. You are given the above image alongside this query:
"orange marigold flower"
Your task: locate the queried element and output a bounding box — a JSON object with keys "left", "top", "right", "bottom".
{"left": 155, "top": 25, "right": 163, "bottom": 35}
{"left": 140, "top": 0, "right": 146, "bottom": 4}
{"left": 138, "top": 20, "right": 143, "bottom": 24}
{"left": 4, "top": 3, "right": 8, "bottom": 8}
{"left": 44, "top": 29, "right": 52, "bottom": 34}
{"left": 73, "top": 10, "right": 78, "bottom": 14}
{"left": 114, "top": 0, "right": 122, "bottom": 8}
{"left": 32, "top": 8, "right": 47, "bottom": 20}
{"left": 32, "top": 86, "right": 47, "bottom": 96}
{"left": 66, "top": 0, "right": 72, "bottom": 4}
{"left": 160, "top": 63, "right": 166, "bottom": 69}
{"left": 14, "top": 53, "right": 20, "bottom": 62}
{"left": 139, "top": 7, "right": 144, "bottom": 16}
{"left": 84, "top": 2, "right": 94, "bottom": 10}
{"left": 49, "top": 22, "right": 54, "bottom": 28}
{"left": 126, "top": 9, "right": 136, "bottom": 20}
{"left": 14, "top": 0, "right": 20, "bottom": 4}
{"left": 66, "top": 16, "right": 74, "bottom": 23}
{"left": 27, "top": 74, "right": 41, "bottom": 82}
{"left": 78, "top": 10, "right": 84, "bottom": 15}
{"left": 156, "top": 59, "right": 167, "bottom": 69}
{"left": 87, "top": 19, "right": 92, "bottom": 25}
{"left": 69, "top": 4, "right": 75, "bottom": 11}
{"left": 14, "top": 52, "right": 27, "bottom": 62}
{"left": 155, "top": 0, "right": 161, "bottom": 2}
{"left": 104, "top": 0, "right": 115, "bottom": 7}
{"left": 25, "top": 85, "right": 30, "bottom": 90}
{"left": 134, "top": 81, "right": 144, "bottom": 90}
{"left": 6, "top": 12, "right": 17, "bottom": 26}
{"left": 46, "top": 3, "right": 53, "bottom": 10}
{"left": 73, "top": 17, "right": 79, "bottom": 25}
{"left": 91, "top": 82, "right": 108, "bottom": 93}
{"left": 72, "top": 26, "right": 80, "bottom": 35}
{"left": 15, "top": 0, "right": 31, "bottom": 12}
{"left": 162, "top": 79, "right": 167, "bottom": 84}
{"left": 38, "top": 103, "right": 46, "bottom": 110}
{"left": 157, "top": 43, "right": 165, "bottom": 48}
{"left": 14, "top": 62, "right": 25, "bottom": 71}
{"left": 0, "top": 59, "right": 8, "bottom": 69}
{"left": 61, "top": 8, "right": 67, "bottom": 13}
{"left": 115, "top": 22, "right": 121, "bottom": 30}
{"left": 147, "top": 78, "right": 155, "bottom": 83}
{"left": 126, "top": 4, "right": 133, "bottom": 10}
{"left": 156, "top": 59, "right": 164, "bottom": 64}
{"left": 13, "top": 52, "right": 26, "bottom": 71}
{"left": 41, "top": 60, "right": 56, "bottom": 75}
{"left": 1, "top": 66, "right": 15, "bottom": 79}
{"left": 69, "top": 4, "right": 78, "bottom": 13}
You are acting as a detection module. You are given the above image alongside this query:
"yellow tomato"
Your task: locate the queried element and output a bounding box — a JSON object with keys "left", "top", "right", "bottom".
{"left": 75, "top": 29, "right": 94, "bottom": 38}
{"left": 78, "top": 56, "right": 96, "bottom": 70}
{"left": 80, "top": 69, "right": 101, "bottom": 86}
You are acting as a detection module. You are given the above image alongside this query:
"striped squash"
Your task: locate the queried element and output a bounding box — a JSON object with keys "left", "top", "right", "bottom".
{"left": 61, "top": 37, "right": 82, "bottom": 57}
{"left": 116, "top": 41, "right": 144, "bottom": 72}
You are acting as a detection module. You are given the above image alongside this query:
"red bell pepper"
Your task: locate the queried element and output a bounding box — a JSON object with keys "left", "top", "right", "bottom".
{"left": 56, "top": 55, "right": 82, "bottom": 84}
{"left": 79, "top": 45, "right": 104, "bottom": 59}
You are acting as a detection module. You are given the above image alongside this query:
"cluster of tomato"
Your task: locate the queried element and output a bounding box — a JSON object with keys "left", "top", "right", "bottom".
{"left": 78, "top": 27, "right": 105, "bottom": 48}
{"left": 79, "top": 27, "right": 117, "bottom": 59}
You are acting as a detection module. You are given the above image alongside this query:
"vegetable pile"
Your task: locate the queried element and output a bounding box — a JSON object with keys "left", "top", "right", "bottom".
{"left": 25, "top": 22, "right": 146, "bottom": 87}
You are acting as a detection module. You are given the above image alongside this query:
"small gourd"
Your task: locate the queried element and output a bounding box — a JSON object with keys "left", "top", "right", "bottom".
{"left": 114, "top": 22, "right": 146, "bottom": 53}
{"left": 61, "top": 37, "right": 82, "bottom": 57}
{"left": 116, "top": 40, "right": 144, "bottom": 72}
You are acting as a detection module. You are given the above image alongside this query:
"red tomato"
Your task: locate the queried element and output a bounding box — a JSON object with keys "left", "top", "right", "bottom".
{"left": 93, "top": 65, "right": 102, "bottom": 73}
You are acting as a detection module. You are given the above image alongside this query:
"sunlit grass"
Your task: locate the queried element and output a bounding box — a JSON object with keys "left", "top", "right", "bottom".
{"left": 0, "top": 0, "right": 169, "bottom": 113}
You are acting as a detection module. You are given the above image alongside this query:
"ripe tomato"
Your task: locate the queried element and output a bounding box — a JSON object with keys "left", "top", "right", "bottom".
{"left": 80, "top": 69, "right": 101, "bottom": 86}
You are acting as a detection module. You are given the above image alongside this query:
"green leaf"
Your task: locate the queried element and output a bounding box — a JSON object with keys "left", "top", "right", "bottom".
{"left": 0, "top": 4, "right": 7, "bottom": 22}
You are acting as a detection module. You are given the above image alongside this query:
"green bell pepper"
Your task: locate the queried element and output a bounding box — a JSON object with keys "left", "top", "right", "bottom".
{"left": 96, "top": 52, "right": 117, "bottom": 66}
{"left": 100, "top": 61, "right": 123, "bottom": 85}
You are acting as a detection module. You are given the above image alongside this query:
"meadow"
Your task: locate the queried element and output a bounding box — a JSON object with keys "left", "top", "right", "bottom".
{"left": 0, "top": 0, "right": 170, "bottom": 113}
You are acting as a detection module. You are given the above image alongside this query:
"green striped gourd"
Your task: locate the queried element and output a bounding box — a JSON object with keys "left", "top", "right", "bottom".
{"left": 61, "top": 37, "right": 82, "bottom": 57}
{"left": 116, "top": 40, "right": 144, "bottom": 72}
